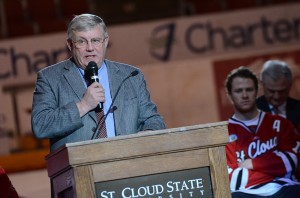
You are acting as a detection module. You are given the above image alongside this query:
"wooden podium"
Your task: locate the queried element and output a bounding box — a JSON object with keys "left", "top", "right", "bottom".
{"left": 46, "top": 121, "right": 231, "bottom": 198}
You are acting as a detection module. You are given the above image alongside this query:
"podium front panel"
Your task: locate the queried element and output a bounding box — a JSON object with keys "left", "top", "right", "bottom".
{"left": 95, "top": 167, "right": 213, "bottom": 198}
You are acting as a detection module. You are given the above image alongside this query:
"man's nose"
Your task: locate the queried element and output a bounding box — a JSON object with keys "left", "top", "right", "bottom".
{"left": 242, "top": 90, "right": 248, "bottom": 97}
{"left": 86, "top": 41, "right": 94, "bottom": 50}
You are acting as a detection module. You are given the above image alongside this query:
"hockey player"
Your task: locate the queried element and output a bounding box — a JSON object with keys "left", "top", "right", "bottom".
{"left": 225, "top": 66, "right": 300, "bottom": 198}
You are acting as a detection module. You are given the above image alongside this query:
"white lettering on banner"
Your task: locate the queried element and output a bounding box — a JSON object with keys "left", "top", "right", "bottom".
{"left": 166, "top": 179, "right": 203, "bottom": 192}
{"left": 200, "top": 190, "right": 204, "bottom": 195}
{"left": 102, "top": 179, "right": 205, "bottom": 198}
{"left": 100, "top": 191, "right": 116, "bottom": 198}
{"left": 248, "top": 137, "right": 278, "bottom": 158}
{"left": 121, "top": 184, "right": 164, "bottom": 198}
{"left": 293, "top": 141, "right": 300, "bottom": 154}
{"left": 236, "top": 150, "right": 246, "bottom": 162}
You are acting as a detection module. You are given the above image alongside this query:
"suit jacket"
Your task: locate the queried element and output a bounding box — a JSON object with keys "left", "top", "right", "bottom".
{"left": 256, "top": 95, "right": 300, "bottom": 128}
{"left": 31, "top": 59, "right": 166, "bottom": 151}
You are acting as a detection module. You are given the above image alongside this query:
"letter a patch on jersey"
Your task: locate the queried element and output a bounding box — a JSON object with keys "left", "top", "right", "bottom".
{"left": 273, "top": 120, "right": 281, "bottom": 132}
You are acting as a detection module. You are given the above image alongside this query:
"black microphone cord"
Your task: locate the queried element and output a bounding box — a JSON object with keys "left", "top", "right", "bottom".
{"left": 91, "top": 70, "right": 139, "bottom": 139}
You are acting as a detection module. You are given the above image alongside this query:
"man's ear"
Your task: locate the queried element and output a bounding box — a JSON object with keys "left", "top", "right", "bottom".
{"left": 104, "top": 36, "right": 109, "bottom": 48}
{"left": 226, "top": 90, "right": 234, "bottom": 105}
{"left": 66, "top": 39, "right": 72, "bottom": 51}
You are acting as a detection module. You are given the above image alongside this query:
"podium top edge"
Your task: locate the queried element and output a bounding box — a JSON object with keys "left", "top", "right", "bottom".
{"left": 63, "top": 121, "right": 228, "bottom": 148}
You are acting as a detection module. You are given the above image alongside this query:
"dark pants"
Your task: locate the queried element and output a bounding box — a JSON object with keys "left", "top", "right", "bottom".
{"left": 232, "top": 185, "right": 300, "bottom": 198}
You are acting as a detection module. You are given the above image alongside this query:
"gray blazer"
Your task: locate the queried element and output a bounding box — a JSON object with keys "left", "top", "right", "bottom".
{"left": 31, "top": 59, "right": 165, "bottom": 151}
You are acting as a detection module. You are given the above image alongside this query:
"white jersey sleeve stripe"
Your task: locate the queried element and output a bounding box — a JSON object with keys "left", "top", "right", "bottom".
{"left": 231, "top": 167, "right": 249, "bottom": 191}
{"left": 274, "top": 151, "right": 297, "bottom": 174}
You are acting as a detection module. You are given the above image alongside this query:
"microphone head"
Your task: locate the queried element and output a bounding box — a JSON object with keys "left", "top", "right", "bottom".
{"left": 86, "top": 61, "right": 98, "bottom": 75}
{"left": 85, "top": 61, "right": 99, "bottom": 83}
{"left": 131, "top": 70, "right": 139, "bottom": 77}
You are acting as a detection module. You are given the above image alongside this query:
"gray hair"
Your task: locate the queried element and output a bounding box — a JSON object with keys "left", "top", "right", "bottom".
{"left": 67, "top": 14, "right": 108, "bottom": 40}
{"left": 260, "top": 60, "right": 292, "bottom": 84}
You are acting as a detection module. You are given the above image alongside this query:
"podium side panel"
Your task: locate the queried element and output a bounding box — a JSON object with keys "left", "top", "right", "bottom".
{"left": 208, "top": 146, "right": 231, "bottom": 198}
{"left": 52, "top": 169, "right": 74, "bottom": 198}
{"left": 73, "top": 166, "right": 95, "bottom": 198}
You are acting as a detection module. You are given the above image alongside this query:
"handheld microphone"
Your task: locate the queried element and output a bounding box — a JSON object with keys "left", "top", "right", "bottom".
{"left": 91, "top": 70, "right": 139, "bottom": 139}
{"left": 85, "top": 61, "right": 103, "bottom": 109}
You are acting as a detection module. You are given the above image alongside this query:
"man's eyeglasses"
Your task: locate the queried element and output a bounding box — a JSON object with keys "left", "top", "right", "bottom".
{"left": 72, "top": 37, "right": 107, "bottom": 48}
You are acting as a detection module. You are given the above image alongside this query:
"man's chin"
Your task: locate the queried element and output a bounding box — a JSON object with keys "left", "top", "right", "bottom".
{"left": 270, "top": 101, "right": 284, "bottom": 108}
{"left": 237, "top": 106, "right": 256, "bottom": 114}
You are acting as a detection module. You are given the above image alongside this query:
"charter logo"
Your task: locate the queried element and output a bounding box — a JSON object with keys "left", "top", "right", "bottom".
{"left": 149, "top": 13, "right": 300, "bottom": 62}
{"left": 149, "top": 23, "right": 176, "bottom": 62}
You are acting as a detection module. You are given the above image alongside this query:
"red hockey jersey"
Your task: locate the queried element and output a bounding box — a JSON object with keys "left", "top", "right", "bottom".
{"left": 226, "top": 111, "right": 299, "bottom": 196}
{"left": 0, "top": 166, "right": 19, "bottom": 198}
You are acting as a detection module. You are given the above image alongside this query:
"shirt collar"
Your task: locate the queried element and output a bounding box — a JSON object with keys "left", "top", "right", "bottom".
{"left": 269, "top": 102, "right": 287, "bottom": 118}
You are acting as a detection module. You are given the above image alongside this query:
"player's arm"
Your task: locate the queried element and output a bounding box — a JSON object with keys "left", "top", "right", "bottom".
{"left": 251, "top": 119, "right": 298, "bottom": 177}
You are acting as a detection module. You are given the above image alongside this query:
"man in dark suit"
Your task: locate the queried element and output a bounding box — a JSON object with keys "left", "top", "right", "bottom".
{"left": 256, "top": 60, "right": 300, "bottom": 129}
{"left": 31, "top": 14, "right": 166, "bottom": 152}
{"left": 256, "top": 60, "right": 300, "bottom": 180}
